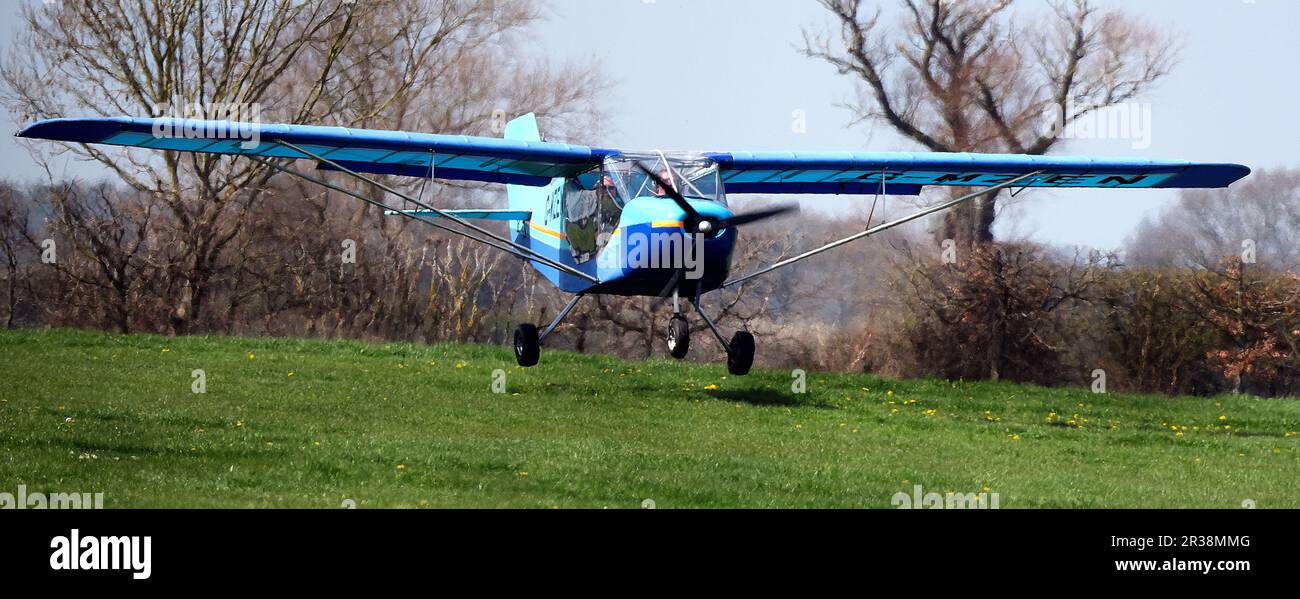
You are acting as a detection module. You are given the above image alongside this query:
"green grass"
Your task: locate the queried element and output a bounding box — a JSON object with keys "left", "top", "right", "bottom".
{"left": 1, "top": 328, "right": 1297, "bottom": 508}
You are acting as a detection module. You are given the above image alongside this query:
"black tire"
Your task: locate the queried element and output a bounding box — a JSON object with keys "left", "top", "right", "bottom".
{"left": 727, "top": 331, "right": 755, "bottom": 376}
{"left": 667, "top": 316, "right": 690, "bottom": 360}
{"left": 514, "top": 323, "right": 540, "bottom": 367}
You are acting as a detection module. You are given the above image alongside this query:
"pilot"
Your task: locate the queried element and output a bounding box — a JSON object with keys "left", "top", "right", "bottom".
{"left": 652, "top": 168, "right": 675, "bottom": 196}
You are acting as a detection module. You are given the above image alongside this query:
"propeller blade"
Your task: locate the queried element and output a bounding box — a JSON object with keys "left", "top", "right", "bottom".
{"left": 718, "top": 205, "right": 798, "bottom": 228}
{"left": 635, "top": 161, "right": 701, "bottom": 222}
{"left": 636, "top": 162, "right": 796, "bottom": 233}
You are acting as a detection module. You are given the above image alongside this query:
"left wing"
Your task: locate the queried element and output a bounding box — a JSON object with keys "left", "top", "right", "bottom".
{"left": 705, "top": 150, "right": 1250, "bottom": 195}
{"left": 17, "top": 116, "right": 617, "bottom": 187}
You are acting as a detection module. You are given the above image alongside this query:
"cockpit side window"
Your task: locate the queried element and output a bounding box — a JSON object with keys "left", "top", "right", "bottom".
{"left": 564, "top": 173, "right": 623, "bottom": 263}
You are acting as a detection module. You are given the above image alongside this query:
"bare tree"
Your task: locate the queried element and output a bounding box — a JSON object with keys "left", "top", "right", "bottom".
{"left": 0, "top": 181, "right": 34, "bottom": 329}
{"left": 803, "top": 0, "right": 1177, "bottom": 245}
{"left": 43, "top": 183, "right": 155, "bottom": 333}
{"left": 1, "top": 0, "right": 607, "bottom": 338}
{"left": 2, "top": 0, "right": 368, "bottom": 333}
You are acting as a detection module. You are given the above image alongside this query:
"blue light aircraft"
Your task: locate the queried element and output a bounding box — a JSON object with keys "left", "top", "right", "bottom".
{"left": 18, "top": 114, "right": 1250, "bottom": 374}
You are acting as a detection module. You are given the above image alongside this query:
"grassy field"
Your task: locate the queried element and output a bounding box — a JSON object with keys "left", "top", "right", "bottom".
{"left": 1, "top": 328, "right": 1297, "bottom": 508}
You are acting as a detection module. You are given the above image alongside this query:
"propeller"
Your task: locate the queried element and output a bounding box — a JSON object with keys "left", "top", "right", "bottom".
{"left": 635, "top": 162, "right": 796, "bottom": 235}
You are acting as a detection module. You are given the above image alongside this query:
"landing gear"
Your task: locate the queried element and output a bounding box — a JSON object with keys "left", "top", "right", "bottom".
{"left": 726, "top": 331, "right": 755, "bottom": 376}
{"left": 514, "top": 324, "right": 539, "bottom": 367}
{"left": 690, "top": 296, "right": 757, "bottom": 376}
{"left": 512, "top": 294, "right": 584, "bottom": 368}
{"left": 667, "top": 315, "right": 690, "bottom": 359}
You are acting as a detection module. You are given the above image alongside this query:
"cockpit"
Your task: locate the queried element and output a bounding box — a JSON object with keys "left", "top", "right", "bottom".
{"left": 598, "top": 153, "right": 725, "bottom": 206}
{"left": 564, "top": 153, "right": 725, "bottom": 263}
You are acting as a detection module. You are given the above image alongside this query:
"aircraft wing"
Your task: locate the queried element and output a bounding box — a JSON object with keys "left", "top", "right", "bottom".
{"left": 18, "top": 117, "right": 1249, "bottom": 193}
{"left": 17, "top": 116, "right": 617, "bottom": 187}
{"left": 704, "top": 151, "right": 1251, "bottom": 195}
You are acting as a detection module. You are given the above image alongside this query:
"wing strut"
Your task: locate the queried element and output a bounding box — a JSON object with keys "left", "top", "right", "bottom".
{"left": 249, "top": 154, "right": 596, "bottom": 282}
{"left": 722, "top": 171, "right": 1043, "bottom": 288}
{"left": 269, "top": 141, "right": 598, "bottom": 283}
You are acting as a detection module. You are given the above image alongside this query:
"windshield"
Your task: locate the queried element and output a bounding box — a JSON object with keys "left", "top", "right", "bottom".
{"left": 596, "top": 153, "right": 725, "bottom": 206}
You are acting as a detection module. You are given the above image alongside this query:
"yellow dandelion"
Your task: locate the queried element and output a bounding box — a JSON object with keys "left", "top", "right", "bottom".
{"left": 248, "top": 353, "right": 255, "bottom": 360}
{"left": 704, "top": 384, "right": 719, "bottom": 390}
{"left": 396, "top": 464, "right": 406, "bottom": 471}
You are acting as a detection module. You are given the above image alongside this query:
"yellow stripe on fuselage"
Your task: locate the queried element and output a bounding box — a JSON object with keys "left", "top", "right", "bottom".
{"left": 650, "top": 221, "right": 684, "bottom": 229}
{"left": 528, "top": 221, "right": 565, "bottom": 240}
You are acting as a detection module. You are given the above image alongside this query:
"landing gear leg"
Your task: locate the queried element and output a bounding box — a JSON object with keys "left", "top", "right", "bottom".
{"left": 513, "top": 294, "right": 583, "bottom": 367}
{"left": 690, "top": 296, "right": 756, "bottom": 376}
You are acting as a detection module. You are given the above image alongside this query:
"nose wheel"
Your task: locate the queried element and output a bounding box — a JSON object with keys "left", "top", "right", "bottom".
{"left": 667, "top": 315, "right": 690, "bottom": 359}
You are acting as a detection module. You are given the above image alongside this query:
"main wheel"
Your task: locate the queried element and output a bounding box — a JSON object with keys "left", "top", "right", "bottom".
{"left": 667, "top": 315, "right": 690, "bottom": 360}
{"left": 727, "top": 331, "right": 755, "bottom": 376}
{"left": 514, "top": 323, "right": 540, "bottom": 367}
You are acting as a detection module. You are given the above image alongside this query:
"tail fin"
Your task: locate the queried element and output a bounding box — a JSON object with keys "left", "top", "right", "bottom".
{"left": 505, "top": 113, "right": 561, "bottom": 238}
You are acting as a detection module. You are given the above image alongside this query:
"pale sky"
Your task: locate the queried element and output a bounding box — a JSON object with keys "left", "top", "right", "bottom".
{"left": 3, "top": 0, "right": 1298, "bottom": 250}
